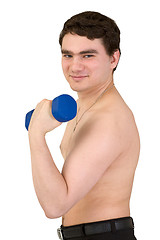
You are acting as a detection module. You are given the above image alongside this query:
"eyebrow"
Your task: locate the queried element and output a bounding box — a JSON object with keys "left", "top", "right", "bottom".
{"left": 61, "top": 49, "right": 99, "bottom": 55}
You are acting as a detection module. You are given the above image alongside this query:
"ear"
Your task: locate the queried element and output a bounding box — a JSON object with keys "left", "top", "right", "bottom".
{"left": 110, "top": 50, "right": 120, "bottom": 71}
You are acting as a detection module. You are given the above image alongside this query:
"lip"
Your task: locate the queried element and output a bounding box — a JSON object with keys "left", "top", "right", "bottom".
{"left": 70, "top": 75, "right": 88, "bottom": 80}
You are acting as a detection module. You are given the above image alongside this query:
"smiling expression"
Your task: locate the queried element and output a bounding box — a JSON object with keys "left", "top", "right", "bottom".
{"left": 61, "top": 33, "right": 116, "bottom": 93}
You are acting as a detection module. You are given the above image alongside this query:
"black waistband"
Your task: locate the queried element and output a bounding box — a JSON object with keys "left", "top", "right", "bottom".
{"left": 59, "top": 217, "right": 134, "bottom": 239}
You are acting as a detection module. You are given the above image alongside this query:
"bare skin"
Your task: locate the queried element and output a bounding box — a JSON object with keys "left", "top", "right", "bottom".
{"left": 28, "top": 34, "right": 140, "bottom": 226}
{"left": 60, "top": 87, "right": 140, "bottom": 226}
{"left": 60, "top": 34, "right": 140, "bottom": 226}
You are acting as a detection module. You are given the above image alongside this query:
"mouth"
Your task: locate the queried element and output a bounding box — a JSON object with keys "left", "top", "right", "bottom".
{"left": 70, "top": 75, "right": 88, "bottom": 81}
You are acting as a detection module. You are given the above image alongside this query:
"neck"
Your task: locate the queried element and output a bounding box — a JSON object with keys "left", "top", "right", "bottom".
{"left": 77, "top": 79, "right": 114, "bottom": 111}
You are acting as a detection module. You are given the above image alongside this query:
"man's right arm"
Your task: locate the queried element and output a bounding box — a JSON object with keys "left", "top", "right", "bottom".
{"left": 59, "top": 116, "right": 124, "bottom": 216}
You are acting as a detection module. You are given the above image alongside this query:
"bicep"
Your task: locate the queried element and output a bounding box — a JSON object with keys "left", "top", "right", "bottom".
{"left": 61, "top": 121, "right": 122, "bottom": 213}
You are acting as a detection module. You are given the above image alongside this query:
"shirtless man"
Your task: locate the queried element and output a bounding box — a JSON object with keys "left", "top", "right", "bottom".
{"left": 28, "top": 11, "right": 140, "bottom": 240}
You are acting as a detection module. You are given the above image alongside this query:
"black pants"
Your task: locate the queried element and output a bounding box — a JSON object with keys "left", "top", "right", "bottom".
{"left": 60, "top": 217, "right": 137, "bottom": 240}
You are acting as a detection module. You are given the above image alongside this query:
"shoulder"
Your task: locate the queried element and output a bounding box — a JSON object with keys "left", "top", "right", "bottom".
{"left": 73, "top": 110, "right": 122, "bottom": 159}
{"left": 87, "top": 101, "right": 135, "bottom": 148}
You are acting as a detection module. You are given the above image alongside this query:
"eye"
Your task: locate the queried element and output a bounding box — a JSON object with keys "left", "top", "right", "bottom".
{"left": 83, "top": 55, "right": 94, "bottom": 58}
{"left": 63, "top": 54, "right": 72, "bottom": 58}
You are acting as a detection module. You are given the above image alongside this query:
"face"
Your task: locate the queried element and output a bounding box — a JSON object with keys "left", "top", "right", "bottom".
{"left": 61, "top": 33, "right": 117, "bottom": 93}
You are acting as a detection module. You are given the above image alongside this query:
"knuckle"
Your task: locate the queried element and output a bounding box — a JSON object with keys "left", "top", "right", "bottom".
{"left": 39, "top": 99, "right": 49, "bottom": 105}
{"left": 35, "top": 98, "right": 51, "bottom": 109}
{"left": 42, "top": 98, "right": 47, "bottom": 102}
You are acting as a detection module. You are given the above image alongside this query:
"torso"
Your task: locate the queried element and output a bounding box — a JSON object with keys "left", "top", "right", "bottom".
{"left": 60, "top": 88, "right": 140, "bottom": 226}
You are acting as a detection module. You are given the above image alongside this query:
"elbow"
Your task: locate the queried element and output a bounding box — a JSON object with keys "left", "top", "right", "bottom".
{"left": 44, "top": 205, "right": 65, "bottom": 219}
{"left": 45, "top": 210, "right": 62, "bottom": 219}
{"left": 42, "top": 194, "right": 70, "bottom": 219}
{"left": 45, "top": 212, "right": 59, "bottom": 219}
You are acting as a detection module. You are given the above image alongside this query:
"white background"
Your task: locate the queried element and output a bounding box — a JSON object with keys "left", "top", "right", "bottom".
{"left": 0, "top": 0, "right": 160, "bottom": 239}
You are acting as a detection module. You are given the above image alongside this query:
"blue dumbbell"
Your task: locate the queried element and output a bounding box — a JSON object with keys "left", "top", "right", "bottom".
{"left": 25, "top": 94, "right": 77, "bottom": 131}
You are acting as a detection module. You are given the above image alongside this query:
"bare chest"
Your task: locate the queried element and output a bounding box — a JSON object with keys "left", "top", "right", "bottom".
{"left": 60, "top": 107, "right": 93, "bottom": 160}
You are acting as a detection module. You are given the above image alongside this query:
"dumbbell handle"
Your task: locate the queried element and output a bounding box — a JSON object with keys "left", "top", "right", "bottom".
{"left": 25, "top": 94, "right": 77, "bottom": 131}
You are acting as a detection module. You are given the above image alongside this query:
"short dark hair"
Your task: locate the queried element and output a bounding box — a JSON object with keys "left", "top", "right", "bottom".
{"left": 59, "top": 11, "right": 121, "bottom": 71}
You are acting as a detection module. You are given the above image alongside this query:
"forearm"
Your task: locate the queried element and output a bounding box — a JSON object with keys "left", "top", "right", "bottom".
{"left": 28, "top": 131, "right": 68, "bottom": 218}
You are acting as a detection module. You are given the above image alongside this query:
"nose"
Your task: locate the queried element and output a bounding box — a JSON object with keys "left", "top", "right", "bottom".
{"left": 70, "top": 57, "right": 85, "bottom": 73}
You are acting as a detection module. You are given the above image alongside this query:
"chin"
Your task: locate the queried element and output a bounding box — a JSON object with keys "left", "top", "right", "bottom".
{"left": 70, "top": 86, "right": 82, "bottom": 92}
{"left": 68, "top": 82, "right": 82, "bottom": 92}
{"left": 70, "top": 84, "right": 89, "bottom": 93}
